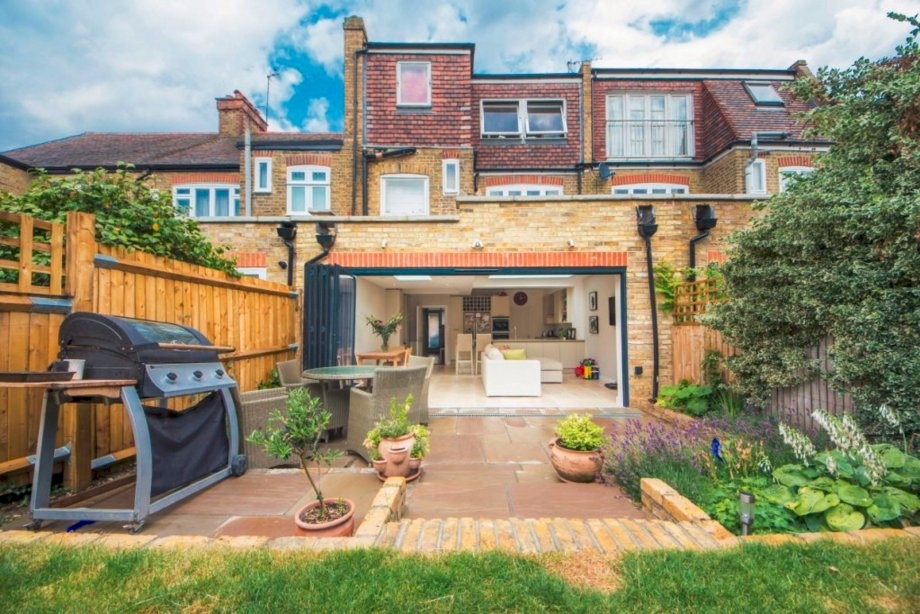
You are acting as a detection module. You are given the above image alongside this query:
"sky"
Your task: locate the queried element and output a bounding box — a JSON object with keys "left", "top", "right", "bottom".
{"left": 1, "top": 0, "right": 918, "bottom": 153}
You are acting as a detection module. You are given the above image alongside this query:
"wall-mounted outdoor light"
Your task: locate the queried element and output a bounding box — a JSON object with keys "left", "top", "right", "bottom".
{"left": 472, "top": 239, "right": 484, "bottom": 250}
{"left": 739, "top": 491, "right": 755, "bottom": 536}
{"left": 315, "top": 221, "right": 336, "bottom": 252}
{"left": 689, "top": 204, "right": 717, "bottom": 280}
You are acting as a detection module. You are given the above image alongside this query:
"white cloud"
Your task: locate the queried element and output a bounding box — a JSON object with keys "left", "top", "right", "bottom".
{"left": 0, "top": 0, "right": 914, "bottom": 151}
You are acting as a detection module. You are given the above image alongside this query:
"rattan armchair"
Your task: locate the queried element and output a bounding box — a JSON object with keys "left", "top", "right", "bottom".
{"left": 345, "top": 365, "right": 427, "bottom": 462}
{"left": 276, "top": 359, "right": 307, "bottom": 390}
{"left": 406, "top": 355, "right": 435, "bottom": 425}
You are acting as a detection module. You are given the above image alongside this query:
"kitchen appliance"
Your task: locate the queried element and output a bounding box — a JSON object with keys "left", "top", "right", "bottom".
{"left": 29, "top": 312, "right": 246, "bottom": 533}
{"left": 491, "top": 316, "right": 510, "bottom": 340}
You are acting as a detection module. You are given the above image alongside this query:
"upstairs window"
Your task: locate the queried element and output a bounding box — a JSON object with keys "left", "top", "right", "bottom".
{"left": 442, "top": 159, "right": 459, "bottom": 195}
{"left": 173, "top": 184, "right": 240, "bottom": 218}
{"left": 287, "top": 165, "right": 330, "bottom": 213}
{"left": 744, "top": 81, "right": 785, "bottom": 107}
{"left": 481, "top": 99, "right": 566, "bottom": 139}
{"left": 397, "top": 61, "right": 431, "bottom": 107}
{"left": 486, "top": 184, "right": 563, "bottom": 197}
{"left": 612, "top": 183, "right": 688, "bottom": 195}
{"left": 745, "top": 159, "right": 767, "bottom": 194}
{"left": 254, "top": 158, "right": 272, "bottom": 193}
{"left": 779, "top": 165, "right": 814, "bottom": 192}
{"left": 382, "top": 174, "right": 429, "bottom": 215}
{"left": 606, "top": 94, "right": 693, "bottom": 159}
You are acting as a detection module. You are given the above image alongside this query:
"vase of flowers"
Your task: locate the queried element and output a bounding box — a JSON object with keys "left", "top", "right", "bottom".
{"left": 365, "top": 312, "right": 404, "bottom": 351}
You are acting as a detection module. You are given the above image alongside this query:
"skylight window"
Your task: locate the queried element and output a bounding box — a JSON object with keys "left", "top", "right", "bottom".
{"left": 744, "top": 82, "right": 784, "bottom": 107}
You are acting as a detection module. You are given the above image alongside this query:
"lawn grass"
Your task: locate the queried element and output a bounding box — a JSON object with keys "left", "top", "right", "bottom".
{"left": 2, "top": 537, "right": 918, "bottom": 612}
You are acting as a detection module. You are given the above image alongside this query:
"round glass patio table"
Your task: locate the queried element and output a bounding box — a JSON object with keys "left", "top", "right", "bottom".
{"left": 302, "top": 365, "right": 378, "bottom": 383}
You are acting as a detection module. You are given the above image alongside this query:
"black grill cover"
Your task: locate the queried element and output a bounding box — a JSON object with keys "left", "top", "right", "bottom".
{"left": 58, "top": 312, "right": 218, "bottom": 381}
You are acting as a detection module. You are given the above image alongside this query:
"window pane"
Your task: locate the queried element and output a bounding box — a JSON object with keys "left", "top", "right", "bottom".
{"left": 312, "top": 186, "right": 328, "bottom": 210}
{"left": 398, "top": 62, "right": 430, "bottom": 105}
{"left": 311, "top": 171, "right": 327, "bottom": 182}
{"left": 443, "top": 161, "right": 458, "bottom": 193}
{"left": 483, "top": 103, "right": 519, "bottom": 134}
{"left": 214, "top": 189, "right": 230, "bottom": 216}
{"left": 258, "top": 162, "right": 269, "bottom": 189}
{"left": 385, "top": 178, "right": 425, "bottom": 215}
{"left": 290, "top": 186, "right": 305, "bottom": 212}
{"left": 291, "top": 171, "right": 306, "bottom": 181}
{"left": 195, "top": 189, "right": 210, "bottom": 217}
{"left": 526, "top": 101, "right": 564, "bottom": 133}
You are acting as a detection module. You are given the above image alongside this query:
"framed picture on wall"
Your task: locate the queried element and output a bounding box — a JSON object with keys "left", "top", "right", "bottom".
{"left": 589, "top": 315, "right": 599, "bottom": 334}
{"left": 608, "top": 296, "right": 616, "bottom": 326}
{"left": 588, "top": 291, "right": 598, "bottom": 311}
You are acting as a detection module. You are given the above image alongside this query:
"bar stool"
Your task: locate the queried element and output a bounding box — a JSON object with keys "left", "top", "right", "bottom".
{"left": 455, "top": 333, "right": 474, "bottom": 375}
{"left": 474, "top": 333, "right": 492, "bottom": 375}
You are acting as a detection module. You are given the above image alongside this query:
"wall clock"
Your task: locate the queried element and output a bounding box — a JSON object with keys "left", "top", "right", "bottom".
{"left": 513, "top": 291, "right": 528, "bottom": 306}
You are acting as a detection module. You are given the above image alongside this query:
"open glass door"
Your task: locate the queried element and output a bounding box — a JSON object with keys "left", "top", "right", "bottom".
{"left": 303, "top": 264, "right": 356, "bottom": 369}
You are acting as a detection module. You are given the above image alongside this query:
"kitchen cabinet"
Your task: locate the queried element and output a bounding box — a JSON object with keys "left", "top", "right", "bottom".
{"left": 491, "top": 295, "right": 510, "bottom": 316}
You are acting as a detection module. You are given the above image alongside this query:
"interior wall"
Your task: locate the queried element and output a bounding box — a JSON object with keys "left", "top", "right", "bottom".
{"left": 583, "top": 274, "right": 620, "bottom": 389}
{"left": 355, "top": 278, "right": 388, "bottom": 352}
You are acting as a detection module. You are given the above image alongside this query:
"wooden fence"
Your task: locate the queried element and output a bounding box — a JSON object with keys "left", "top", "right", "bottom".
{"left": 670, "top": 280, "right": 852, "bottom": 432}
{"left": 0, "top": 212, "right": 299, "bottom": 488}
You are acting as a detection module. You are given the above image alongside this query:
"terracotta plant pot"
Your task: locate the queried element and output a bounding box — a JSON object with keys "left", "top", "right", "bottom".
{"left": 378, "top": 433, "right": 416, "bottom": 477}
{"left": 547, "top": 437, "right": 603, "bottom": 483}
{"left": 293, "top": 498, "right": 356, "bottom": 537}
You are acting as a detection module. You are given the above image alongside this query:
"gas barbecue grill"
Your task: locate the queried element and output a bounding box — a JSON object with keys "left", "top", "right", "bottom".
{"left": 28, "top": 313, "right": 247, "bottom": 533}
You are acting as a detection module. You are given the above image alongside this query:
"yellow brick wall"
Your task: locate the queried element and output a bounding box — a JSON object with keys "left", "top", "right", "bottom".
{"left": 0, "top": 161, "right": 31, "bottom": 195}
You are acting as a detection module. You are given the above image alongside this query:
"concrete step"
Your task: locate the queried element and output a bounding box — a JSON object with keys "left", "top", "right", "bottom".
{"left": 375, "top": 517, "right": 730, "bottom": 553}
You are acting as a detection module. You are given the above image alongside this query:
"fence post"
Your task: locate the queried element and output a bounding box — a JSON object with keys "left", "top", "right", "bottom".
{"left": 64, "top": 211, "right": 96, "bottom": 489}
{"left": 65, "top": 211, "right": 96, "bottom": 312}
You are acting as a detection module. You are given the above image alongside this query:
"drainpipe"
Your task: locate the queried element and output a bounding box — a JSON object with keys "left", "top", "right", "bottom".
{"left": 636, "top": 206, "right": 660, "bottom": 401}
{"left": 351, "top": 47, "right": 366, "bottom": 216}
{"left": 243, "top": 127, "right": 252, "bottom": 216}
{"left": 276, "top": 222, "right": 297, "bottom": 286}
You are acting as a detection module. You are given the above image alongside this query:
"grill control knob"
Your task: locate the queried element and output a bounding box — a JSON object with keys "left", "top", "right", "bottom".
{"left": 215, "top": 369, "right": 225, "bottom": 378}
{"left": 193, "top": 370, "right": 203, "bottom": 380}
{"left": 166, "top": 372, "right": 178, "bottom": 382}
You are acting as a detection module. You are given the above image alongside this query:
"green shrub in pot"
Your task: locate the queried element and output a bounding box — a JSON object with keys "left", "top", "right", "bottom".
{"left": 555, "top": 413, "right": 605, "bottom": 451}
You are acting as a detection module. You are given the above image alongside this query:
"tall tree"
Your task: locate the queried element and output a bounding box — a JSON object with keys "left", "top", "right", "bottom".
{"left": 706, "top": 13, "right": 920, "bottom": 449}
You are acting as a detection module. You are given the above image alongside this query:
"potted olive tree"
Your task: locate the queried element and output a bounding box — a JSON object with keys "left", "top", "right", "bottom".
{"left": 548, "top": 413, "right": 606, "bottom": 483}
{"left": 247, "top": 387, "right": 355, "bottom": 537}
{"left": 364, "top": 394, "right": 427, "bottom": 480}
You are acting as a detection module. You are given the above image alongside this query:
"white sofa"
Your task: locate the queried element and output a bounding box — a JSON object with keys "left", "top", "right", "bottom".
{"left": 480, "top": 346, "right": 541, "bottom": 397}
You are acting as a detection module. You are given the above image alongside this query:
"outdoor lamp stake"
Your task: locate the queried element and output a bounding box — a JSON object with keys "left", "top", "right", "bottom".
{"left": 739, "top": 491, "right": 755, "bottom": 536}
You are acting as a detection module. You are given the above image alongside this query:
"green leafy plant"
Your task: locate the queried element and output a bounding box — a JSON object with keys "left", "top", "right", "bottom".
{"left": 0, "top": 164, "right": 239, "bottom": 277}
{"left": 658, "top": 380, "right": 713, "bottom": 417}
{"left": 256, "top": 368, "right": 281, "bottom": 390}
{"left": 364, "top": 394, "right": 427, "bottom": 460}
{"left": 554, "top": 413, "right": 605, "bottom": 451}
{"left": 246, "top": 387, "right": 344, "bottom": 520}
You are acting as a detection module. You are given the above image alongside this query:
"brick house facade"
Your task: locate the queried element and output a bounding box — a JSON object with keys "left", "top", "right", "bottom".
{"left": 0, "top": 15, "right": 829, "bottom": 407}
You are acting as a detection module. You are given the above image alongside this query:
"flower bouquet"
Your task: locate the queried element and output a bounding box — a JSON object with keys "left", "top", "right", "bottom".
{"left": 365, "top": 312, "right": 403, "bottom": 350}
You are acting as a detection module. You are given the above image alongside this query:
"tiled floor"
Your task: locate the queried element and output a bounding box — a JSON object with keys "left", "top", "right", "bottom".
{"left": 2, "top": 370, "right": 652, "bottom": 539}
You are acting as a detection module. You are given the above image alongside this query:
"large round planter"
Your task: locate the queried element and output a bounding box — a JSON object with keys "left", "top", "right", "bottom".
{"left": 547, "top": 437, "right": 603, "bottom": 483}
{"left": 293, "top": 498, "right": 356, "bottom": 537}
{"left": 378, "top": 433, "right": 416, "bottom": 477}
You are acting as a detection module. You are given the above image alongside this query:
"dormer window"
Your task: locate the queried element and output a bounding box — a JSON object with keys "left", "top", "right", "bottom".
{"left": 481, "top": 99, "right": 566, "bottom": 139}
{"left": 397, "top": 61, "right": 431, "bottom": 107}
{"left": 744, "top": 82, "right": 784, "bottom": 107}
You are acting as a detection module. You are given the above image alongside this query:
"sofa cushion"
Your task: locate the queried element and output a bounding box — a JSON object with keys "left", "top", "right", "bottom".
{"left": 502, "top": 348, "right": 527, "bottom": 360}
{"left": 484, "top": 346, "right": 504, "bottom": 360}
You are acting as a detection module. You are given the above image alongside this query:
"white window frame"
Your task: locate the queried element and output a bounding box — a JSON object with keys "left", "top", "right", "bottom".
{"left": 611, "top": 183, "right": 688, "bottom": 196}
{"left": 442, "top": 159, "right": 459, "bottom": 195}
{"left": 397, "top": 61, "right": 431, "bottom": 107}
{"left": 287, "top": 165, "right": 330, "bottom": 213}
{"left": 236, "top": 267, "right": 267, "bottom": 280}
{"left": 779, "top": 165, "right": 814, "bottom": 192}
{"left": 605, "top": 93, "right": 693, "bottom": 159}
{"left": 745, "top": 159, "right": 767, "bottom": 195}
{"left": 486, "top": 184, "right": 563, "bottom": 197}
{"left": 254, "top": 158, "right": 272, "bottom": 193}
{"left": 381, "top": 174, "right": 429, "bottom": 216}
{"left": 172, "top": 184, "right": 240, "bottom": 218}
{"left": 481, "top": 99, "right": 566, "bottom": 139}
